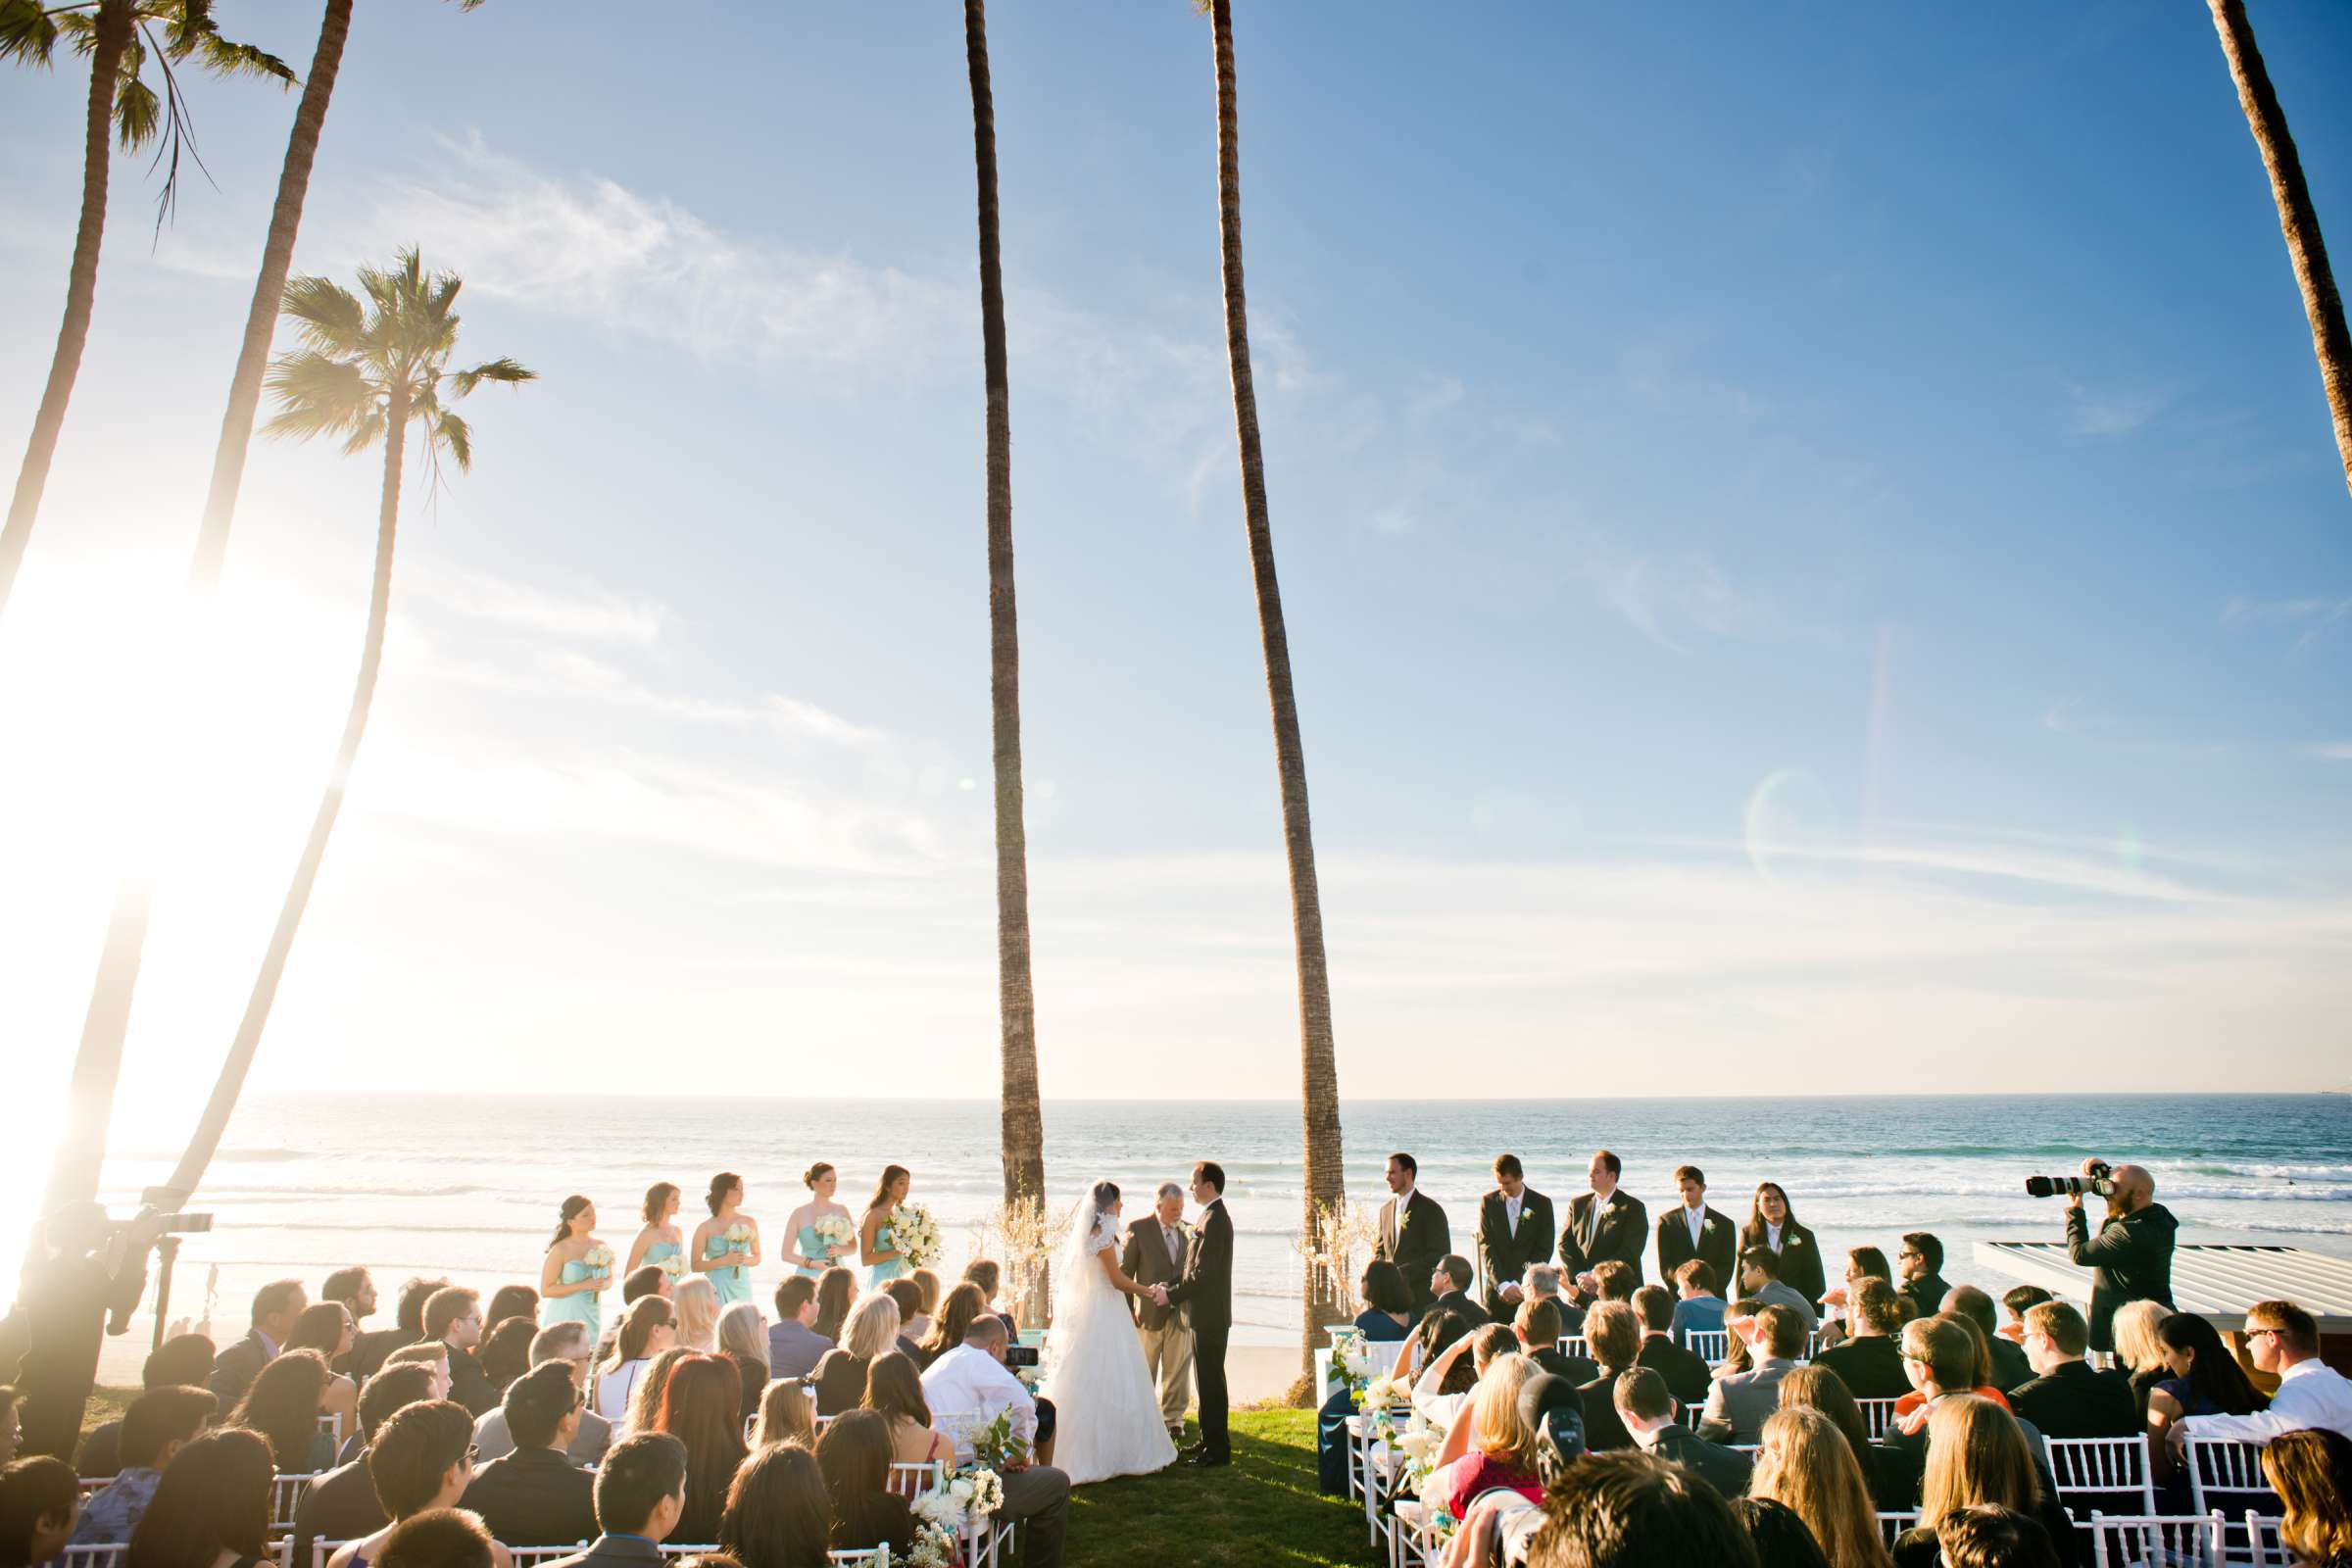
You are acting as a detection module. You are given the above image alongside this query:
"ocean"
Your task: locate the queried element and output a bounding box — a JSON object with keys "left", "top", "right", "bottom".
{"left": 64, "top": 1091, "right": 2352, "bottom": 1378}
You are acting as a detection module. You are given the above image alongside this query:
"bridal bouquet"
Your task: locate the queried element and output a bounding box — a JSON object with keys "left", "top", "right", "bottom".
{"left": 812, "top": 1213, "right": 857, "bottom": 1257}
{"left": 582, "top": 1244, "right": 614, "bottom": 1281}
{"left": 892, "top": 1202, "right": 943, "bottom": 1268}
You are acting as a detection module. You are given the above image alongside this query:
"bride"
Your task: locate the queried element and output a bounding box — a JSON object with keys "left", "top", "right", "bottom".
{"left": 1040, "top": 1180, "right": 1179, "bottom": 1485}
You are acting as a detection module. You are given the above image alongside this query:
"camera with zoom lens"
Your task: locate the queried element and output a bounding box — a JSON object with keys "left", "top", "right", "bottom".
{"left": 2025, "top": 1160, "right": 2113, "bottom": 1199}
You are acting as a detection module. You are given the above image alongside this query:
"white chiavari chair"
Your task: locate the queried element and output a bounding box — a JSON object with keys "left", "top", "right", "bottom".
{"left": 2086, "top": 1511, "right": 2227, "bottom": 1568}
{"left": 1853, "top": 1397, "right": 1902, "bottom": 1442}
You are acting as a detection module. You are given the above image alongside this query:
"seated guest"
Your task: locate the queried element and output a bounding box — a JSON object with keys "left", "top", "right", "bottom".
{"left": 1632, "top": 1285, "right": 1710, "bottom": 1407}
{"left": 1523, "top": 1447, "right": 1761, "bottom": 1568}
{"left": 1931, "top": 1504, "right": 2060, "bottom": 1568}
{"left": 123, "top": 1427, "right": 274, "bottom": 1568}
{"left": 321, "top": 1269, "right": 382, "bottom": 1373}
{"left": 328, "top": 1399, "right": 478, "bottom": 1568}
{"left": 652, "top": 1354, "right": 746, "bottom": 1544}
{"left": 1516, "top": 1298, "right": 1596, "bottom": 1385}
{"left": 958, "top": 1260, "right": 1019, "bottom": 1343}
{"left": 228, "top": 1347, "right": 337, "bottom": 1473}
{"left": 1577, "top": 1301, "right": 1643, "bottom": 1452}
{"left": 1813, "top": 1280, "right": 1911, "bottom": 1399}
{"left": 881, "top": 1281, "right": 926, "bottom": 1361}
{"left": 1356, "top": 1260, "right": 1414, "bottom": 1341}
{"left": 2146, "top": 1311, "right": 2266, "bottom": 1500}
{"left": 1615, "top": 1366, "right": 1751, "bottom": 1497}
{"left": 286, "top": 1304, "right": 365, "bottom": 1439}
{"left": 1891, "top": 1316, "right": 2011, "bottom": 1437}
{"left": 425, "top": 1289, "right": 497, "bottom": 1419}
{"left": 2261, "top": 1429, "right": 2352, "bottom": 1568}
{"left": 461, "top": 1362, "right": 598, "bottom": 1548}
{"left": 1778, "top": 1366, "right": 1912, "bottom": 1514}
{"left": 1736, "top": 1498, "right": 1833, "bottom": 1568}
{"left": 71, "top": 1386, "right": 216, "bottom": 1545}
{"left": 1998, "top": 1288, "right": 2051, "bottom": 1348}
{"left": 350, "top": 1275, "right": 439, "bottom": 1387}
{"left": 1942, "top": 1287, "right": 2032, "bottom": 1393}
{"left": 1669, "top": 1260, "right": 1726, "bottom": 1343}
{"left": 1702, "top": 1305, "right": 1807, "bottom": 1446}
{"left": 478, "top": 1319, "right": 535, "bottom": 1399}
{"left": 916, "top": 1317, "right": 1069, "bottom": 1568}
{"left": 594, "top": 1298, "right": 676, "bottom": 1426}
{"left": 1414, "top": 1324, "right": 1518, "bottom": 1429}
{"left": 1429, "top": 1256, "right": 1489, "bottom": 1327}
{"left": 1740, "top": 1247, "right": 1819, "bottom": 1338}
{"left": 546, "top": 1432, "right": 689, "bottom": 1568}
{"left": 812, "top": 1411, "right": 911, "bottom": 1559}
{"left": 716, "top": 1443, "right": 831, "bottom": 1568}
{"left": 476, "top": 1324, "right": 612, "bottom": 1467}
{"left": 1718, "top": 1299, "right": 1767, "bottom": 1379}
{"left": 861, "top": 1352, "right": 953, "bottom": 1469}
{"left": 1388, "top": 1301, "right": 1473, "bottom": 1385}
{"left": 750, "top": 1383, "right": 814, "bottom": 1451}
{"left": 1426, "top": 1353, "right": 1545, "bottom": 1520}
{"left": 1743, "top": 1182, "right": 1827, "bottom": 1313}
{"left": 715, "top": 1305, "right": 771, "bottom": 1423}
{"left": 1752, "top": 1407, "right": 1892, "bottom": 1568}
{"left": 2106, "top": 1299, "right": 2171, "bottom": 1420}
{"left": 1895, "top": 1236, "right": 1949, "bottom": 1327}
{"left": 210, "top": 1280, "right": 309, "bottom": 1407}
{"left": 1818, "top": 1248, "right": 1893, "bottom": 1350}
{"left": 383, "top": 1342, "right": 455, "bottom": 1404}
{"left": 1523, "top": 1265, "right": 1586, "bottom": 1337}
{"left": 906, "top": 1270, "right": 941, "bottom": 1347}
{"left": 810, "top": 1350, "right": 867, "bottom": 1420}
{"left": 1891, "top": 1396, "right": 2076, "bottom": 1568}
{"left": 672, "top": 1280, "right": 719, "bottom": 1355}
{"left": 915, "top": 1284, "right": 989, "bottom": 1372}
{"left": 375, "top": 1508, "right": 504, "bottom": 1568}
{"left": 293, "top": 1363, "right": 438, "bottom": 1568}
{"left": 79, "top": 1335, "right": 217, "bottom": 1478}
{"left": 766, "top": 1279, "right": 830, "bottom": 1380}
{"left": 810, "top": 1271, "right": 856, "bottom": 1348}
{"left": 2009, "top": 1301, "right": 2137, "bottom": 1439}
{"left": 0, "top": 1455, "right": 79, "bottom": 1568}
{"left": 1591, "top": 1261, "right": 1639, "bottom": 1304}
{"left": 2176, "top": 1298, "right": 2352, "bottom": 1447}
{"left": 486, "top": 1285, "right": 540, "bottom": 1333}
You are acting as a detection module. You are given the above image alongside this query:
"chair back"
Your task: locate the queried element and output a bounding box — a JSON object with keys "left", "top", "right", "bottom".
{"left": 61, "top": 1547, "right": 128, "bottom": 1568}
{"left": 1874, "top": 1513, "right": 1917, "bottom": 1547}
{"left": 272, "top": 1473, "right": 321, "bottom": 1532}
{"left": 2185, "top": 1434, "right": 2280, "bottom": 1559}
{"left": 317, "top": 1412, "right": 344, "bottom": 1447}
{"left": 74, "top": 1476, "right": 109, "bottom": 1500}
{"left": 1853, "top": 1397, "right": 1901, "bottom": 1441}
{"left": 506, "top": 1550, "right": 586, "bottom": 1568}
{"left": 1554, "top": 1335, "right": 1590, "bottom": 1360}
{"left": 1681, "top": 1330, "right": 1729, "bottom": 1362}
{"left": 2084, "top": 1510, "right": 2227, "bottom": 1568}
{"left": 887, "top": 1459, "right": 945, "bottom": 1498}
{"left": 657, "top": 1547, "right": 722, "bottom": 1561}
{"left": 826, "top": 1553, "right": 889, "bottom": 1567}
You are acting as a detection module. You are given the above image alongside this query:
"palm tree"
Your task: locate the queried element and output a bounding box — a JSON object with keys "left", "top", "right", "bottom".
{"left": 2207, "top": 0, "right": 2352, "bottom": 500}
{"left": 157, "top": 250, "right": 533, "bottom": 1200}
{"left": 0, "top": 0, "right": 292, "bottom": 620}
{"left": 964, "top": 0, "right": 1049, "bottom": 1320}
{"left": 1198, "top": 0, "right": 1346, "bottom": 1378}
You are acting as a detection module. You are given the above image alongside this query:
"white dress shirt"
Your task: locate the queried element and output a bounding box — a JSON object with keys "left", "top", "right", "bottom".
{"left": 2182, "top": 1357, "right": 2352, "bottom": 1446}
{"left": 1682, "top": 1204, "right": 1705, "bottom": 1248}
{"left": 1766, "top": 1221, "right": 1785, "bottom": 1250}
{"left": 920, "top": 1345, "right": 1039, "bottom": 1463}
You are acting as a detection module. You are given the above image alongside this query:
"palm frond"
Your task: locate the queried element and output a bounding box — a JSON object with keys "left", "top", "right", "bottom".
{"left": 280, "top": 273, "right": 368, "bottom": 355}
{"left": 0, "top": 0, "right": 59, "bottom": 67}
{"left": 337, "top": 406, "right": 386, "bottom": 457}
{"left": 262, "top": 350, "right": 377, "bottom": 443}
{"left": 191, "top": 29, "right": 290, "bottom": 81}
{"left": 113, "top": 72, "right": 158, "bottom": 148}
{"left": 432, "top": 410, "right": 472, "bottom": 472}
{"left": 448, "top": 357, "right": 535, "bottom": 397}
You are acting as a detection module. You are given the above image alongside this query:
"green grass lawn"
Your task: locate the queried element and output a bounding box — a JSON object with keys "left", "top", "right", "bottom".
{"left": 1064, "top": 1410, "right": 1375, "bottom": 1567}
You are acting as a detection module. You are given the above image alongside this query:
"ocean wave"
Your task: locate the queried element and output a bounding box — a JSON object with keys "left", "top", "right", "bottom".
{"left": 112, "top": 1147, "right": 309, "bottom": 1164}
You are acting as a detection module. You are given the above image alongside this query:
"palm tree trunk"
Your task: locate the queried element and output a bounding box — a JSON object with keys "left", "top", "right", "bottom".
{"left": 1205, "top": 0, "right": 1347, "bottom": 1381}
{"left": 0, "top": 0, "right": 133, "bottom": 620}
{"left": 966, "top": 0, "right": 1048, "bottom": 1318}
{"left": 35, "top": 878, "right": 155, "bottom": 1223}
{"left": 163, "top": 392, "right": 406, "bottom": 1200}
{"left": 2208, "top": 0, "right": 2352, "bottom": 499}
{"left": 187, "top": 0, "right": 354, "bottom": 595}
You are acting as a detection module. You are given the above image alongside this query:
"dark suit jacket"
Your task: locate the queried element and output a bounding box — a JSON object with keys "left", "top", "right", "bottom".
{"left": 547, "top": 1534, "right": 666, "bottom": 1568}
{"left": 462, "top": 1446, "right": 598, "bottom": 1548}
{"left": 1988, "top": 1335, "right": 2033, "bottom": 1393}
{"left": 446, "top": 1343, "right": 499, "bottom": 1418}
{"left": 348, "top": 1327, "right": 407, "bottom": 1385}
{"left": 1898, "top": 1272, "right": 1951, "bottom": 1323}
{"left": 1432, "top": 1289, "right": 1489, "bottom": 1329}
{"left": 1532, "top": 1347, "right": 1598, "bottom": 1386}
{"left": 1576, "top": 1369, "right": 1634, "bottom": 1451}
{"left": 1162, "top": 1198, "right": 1233, "bottom": 1334}
{"left": 208, "top": 1331, "right": 272, "bottom": 1407}
{"left": 1811, "top": 1334, "right": 1914, "bottom": 1399}
{"left": 291, "top": 1451, "right": 387, "bottom": 1568}
{"left": 1122, "top": 1215, "right": 1190, "bottom": 1332}
{"left": 1475, "top": 1188, "right": 1555, "bottom": 1322}
{"left": 1636, "top": 1333, "right": 1711, "bottom": 1407}
{"left": 1647, "top": 1423, "right": 1752, "bottom": 1496}
{"left": 2065, "top": 1202, "right": 2178, "bottom": 1354}
{"left": 1374, "top": 1192, "right": 1450, "bottom": 1313}
{"left": 1654, "top": 1205, "right": 1737, "bottom": 1294}
{"left": 1558, "top": 1192, "right": 1648, "bottom": 1294}
{"left": 2008, "top": 1359, "right": 2140, "bottom": 1439}
{"left": 1742, "top": 1221, "right": 1827, "bottom": 1308}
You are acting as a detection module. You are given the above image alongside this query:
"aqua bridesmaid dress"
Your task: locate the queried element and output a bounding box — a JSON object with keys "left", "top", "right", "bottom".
{"left": 544, "top": 1257, "right": 603, "bottom": 1345}
{"left": 866, "top": 1218, "right": 909, "bottom": 1291}
{"left": 643, "top": 1240, "right": 683, "bottom": 1281}
{"left": 794, "top": 1223, "right": 833, "bottom": 1280}
{"left": 705, "top": 1233, "right": 752, "bottom": 1307}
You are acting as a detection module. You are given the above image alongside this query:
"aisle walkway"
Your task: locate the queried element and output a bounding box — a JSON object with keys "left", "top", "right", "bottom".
{"left": 1065, "top": 1409, "right": 1372, "bottom": 1566}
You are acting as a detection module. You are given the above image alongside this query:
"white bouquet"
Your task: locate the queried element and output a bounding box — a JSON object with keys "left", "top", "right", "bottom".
{"left": 657, "top": 1250, "right": 683, "bottom": 1280}
{"left": 892, "top": 1202, "right": 942, "bottom": 1268}
{"left": 902, "top": 1519, "right": 958, "bottom": 1568}
{"left": 724, "top": 1220, "right": 752, "bottom": 1247}
{"left": 582, "top": 1244, "right": 613, "bottom": 1281}
{"left": 965, "top": 1468, "right": 1004, "bottom": 1517}
{"left": 812, "top": 1213, "right": 857, "bottom": 1257}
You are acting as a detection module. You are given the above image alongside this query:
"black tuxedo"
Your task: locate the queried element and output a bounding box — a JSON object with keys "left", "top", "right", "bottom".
{"left": 1811, "top": 1334, "right": 1913, "bottom": 1399}
{"left": 1532, "top": 1347, "right": 1598, "bottom": 1386}
{"left": 1576, "top": 1370, "right": 1634, "bottom": 1451}
{"left": 1636, "top": 1333, "right": 1712, "bottom": 1407}
{"left": 1374, "top": 1191, "right": 1450, "bottom": 1313}
{"left": 1654, "top": 1205, "right": 1737, "bottom": 1294}
{"left": 1122, "top": 1215, "right": 1189, "bottom": 1332}
{"left": 1475, "top": 1187, "right": 1555, "bottom": 1322}
{"left": 1646, "top": 1423, "right": 1753, "bottom": 1497}
{"left": 1989, "top": 1334, "right": 2033, "bottom": 1393}
{"left": 207, "top": 1331, "right": 273, "bottom": 1407}
{"left": 1898, "top": 1271, "right": 1951, "bottom": 1323}
{"left": 2008, "top": 1359, "right": 2139, "bottom": 1439}
{"left": 1432, "top": 1288, "right": 1489, "bottom": 1329}
{"left": 1558, "top": 1191, "right": 1649, "bottom": 1296}
{"left": 1162, "top": 1196, "right": 1234, "bottom": 1458}
{"left": 462, "top": 1446, "right": 598, "bottom": 1548}
{"left": 291, "top": 1452, "right": 388, "bottom": 1568}
{"left": 446, "top": 1342, "right": 500, "bottom": 1418}
{"left": 1744, "top": 1221, "right": 1827, "bottom": 1309}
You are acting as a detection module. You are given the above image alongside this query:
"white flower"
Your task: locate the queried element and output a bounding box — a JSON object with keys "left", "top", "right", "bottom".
{"left": 583, "top": 1245, "right": 612, "bottom": 1271}
{"left": 813, "top": 1214, "right": 857, "bottom": 1249}
{"left": 1397, "top": 1429, "right": 1436, "bottom": 1460}
{"left": 658, "top": 1251, "right": 683, "bottom": 1279}
{"left": 724, "top": 1221, "right": 751, "bottom": 1245}
{"left": 949, "top": 1478, "right": 974, "bottom": 1503}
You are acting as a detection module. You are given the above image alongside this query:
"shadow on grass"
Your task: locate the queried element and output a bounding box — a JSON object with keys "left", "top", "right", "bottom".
{"left": 1061, "top": 1409, "right": 1375, "bottom": 1567}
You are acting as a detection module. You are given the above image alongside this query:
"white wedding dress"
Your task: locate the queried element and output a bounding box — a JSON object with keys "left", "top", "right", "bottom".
{"left": 1039, "top": 1200, "right": 1179, "bottom": 1486}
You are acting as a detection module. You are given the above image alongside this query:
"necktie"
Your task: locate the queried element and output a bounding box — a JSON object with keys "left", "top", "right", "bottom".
{"left": 1164, "top": 1225, "right": 1177, "bottom": 1261}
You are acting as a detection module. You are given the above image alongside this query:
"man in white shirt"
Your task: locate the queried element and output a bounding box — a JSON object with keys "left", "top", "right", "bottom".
{"left": 2175, "top": 1299, "right": 2352, "bottom": 1448}
{"left": 919, "top": 1317, "right": 1070, "bottom": 1568}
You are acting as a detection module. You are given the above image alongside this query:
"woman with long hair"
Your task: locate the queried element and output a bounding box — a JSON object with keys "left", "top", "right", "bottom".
{"left": 2148, "top": 1312, "right": 2267, "bottom": 1496}
{"left": 779, "top": 1165, "right": 856, "bottom": 1280}
{"left": 541, "top": 1196, "right": 611, "bottom": 1348}
{"left": 673, "top": 1277, "right": 720, "bottom": 1353}
{"left": 122, "top": 1427, "right": 274, "bottom": 1568}
{"left": 1356, "top": 1261, "right": 1414, "bottom": 1341}
{"left": 716, "top": 1444, "right": 832, "bottom": 1568}
{"left": 858, "top": 1167, "right": 913, "bottom": 1291}
{"left": 751, "top": 1381, "right": 816, "bottom": 1451}
{"left": 1895, "top": 1396, "right": 2074, "bottom": 1568}
{"left": 692, "top": 1173, "right": 761, "bottom": 1311}
{"left": 283, "top": 1304, "right": 360, "bottom": 1442}
{"left": 227, "top": 1348, "right": 336, "bottom": 1472}
{"left": 477, "top": 1317, "right": 534, "bottom": 1396}
{"left": 1427, "top": 1352, "right": 1544, "bottom": 1519}
{"left": 1389, "top": 1300, "right": 1473, "bottom": 1383}
{"left": 1778, "top": 1365, "right": 1908, "bottom": 1513}
{"left": 1752, "top": 1406, "right": 1892, "bottom": 1568}
{"left": 628, "top": 1183, "right": 686, "bottom": 1284}
{"left": 861, "top": 1351, "right": 953, "bottom": 1468}
{"left": 811, "top": 1269, "right": 856, "bottom": 1346}
{"left": 1741, "top": 1183, "right": 1826, "bottom": 1310}
{"left": 2262, "top": 1429, "right": 2352, "bottom": 1568}
{"left": 1819, "top": 1247, "right": 1893, "bottom": 1349}
{"left": 655, "top": 1353, "right": 748, "bottom": 1544}
{"left": 626, "top": 1348, "right": 692, "bottom": 1439}
{"left": 483, "top": 1285, "right": 540, "bottom": 1331}
{"left": 812, "top": 1411, "right": 913, "bottom": 1558}
{"left": 594, "top": 1296, "right": 676, "bottom": 1424}
{"left": 2109, "top": 1299, "right": 2172, "bottom": 1419}
{"left": 906, "top": 1270, "right": 941, "bottom": 1344}
{"left": 717, "top": 1302, "right": 772, "bottom": 1420}
{"left": 917, "top": 1283, "right": 987, "bottom": 1366}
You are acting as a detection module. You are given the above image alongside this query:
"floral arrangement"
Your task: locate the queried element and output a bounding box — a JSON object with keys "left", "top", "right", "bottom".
{"left": 722, "top": 1220, "right": 753, "bottom": 1260}
{"left": 812, "top": 1213, "right": 857, "bottom": 1257}
{"left": 967, "top": 1407, "right": 1030, "bottom": 1472}
{"left": 1334, "top": 1329, "right": 1375, "bottom": 1394}
{"left": 1291, "top": 1199, "right": 1380, "bottom": 1317}
{"left": 582, "top": 1244, "right": 614, "bottom": 1280}
{"left": 896, "top": 1518, "right": 959, "bottom": 1568}
{"left": 899, "top": 1468, "right": 1004, "bottom": 1567}
{"left": 892, "top": 1201, "right": 943, "bottom": 1269}
{"left": 657, "top": 1249, "right": 683, "bottom": 1280}
{"left": 969, "top": 1187, "right": 1074, "bottom": 1328}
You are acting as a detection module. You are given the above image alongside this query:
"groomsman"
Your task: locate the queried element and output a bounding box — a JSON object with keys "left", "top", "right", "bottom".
{"left": 1475, "top": 1154, "right": 1555, "bottom": 1323}
{"left": 1654, "top": 1165, "right": 1737, "bottom": 1293}
{"left": 1558, "top": 1150, "right": 1647, "bottom": 1304}
{"left": 1122, "top": 1182, "right": 1194, "bottom": 1444}
{"left": 1372, "top": 1153, "right": 1449, "bottom": 1315}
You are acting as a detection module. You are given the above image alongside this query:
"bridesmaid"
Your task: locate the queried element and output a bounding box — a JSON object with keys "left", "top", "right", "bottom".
{"left": 781, "top": 1163, "right": 858, "bottom": 1279}
{"left": 627, "top": 1182, "right": 686, "bottom": 1283}
{"left": 693, "top": 1170, "right": 760, "bottom": 1309}
{"left": 859, "top": 1164, "right": 912, "bottom": 1290}
{"left": 540, "top": 1195, "right": 611, "bottom": 1346}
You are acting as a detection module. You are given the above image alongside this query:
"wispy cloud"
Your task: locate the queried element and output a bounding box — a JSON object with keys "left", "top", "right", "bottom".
{"left": 410, "top": 564, "right": 666, "bottom": 645}
{"left": 2222, "top": 594, "right": 2352, "bottom": 652}
{"left": 2308, "top": 742, "right": 2352, "bottom": 762}
{"left": 2062, "top": 378, "right": 2176, "bottom": 438}
{"left": 1574, "top": 549, "right": 1829, "bottom": 653}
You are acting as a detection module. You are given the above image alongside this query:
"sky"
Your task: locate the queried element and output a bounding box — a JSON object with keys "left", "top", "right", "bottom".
{"left": 2, "top": 0, "right": 2349, "bottom": 1156}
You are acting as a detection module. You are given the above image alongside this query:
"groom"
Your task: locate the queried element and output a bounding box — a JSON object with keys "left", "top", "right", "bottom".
{"left": 1152, "top": 1160, "right": 1232, "bottom": 1468}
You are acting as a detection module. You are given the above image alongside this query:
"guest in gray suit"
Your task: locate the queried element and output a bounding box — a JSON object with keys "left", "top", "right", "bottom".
{"left": 1737, "top": 1247, "right": 1819, "bottom": 1338}
{"left": 473, "top": 1323, "right": 612, "bottom": 1467}
{"left": 546, "top": 1433, "right": 686, "bottom": 1568}
{"left": 1698, "top": 1304, "right": 1807, "bottom": 1444}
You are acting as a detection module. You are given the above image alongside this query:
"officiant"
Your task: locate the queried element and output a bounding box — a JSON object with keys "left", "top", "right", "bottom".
{"left": 1122, "top": 1181, "right": 1193, "bottom": 1444}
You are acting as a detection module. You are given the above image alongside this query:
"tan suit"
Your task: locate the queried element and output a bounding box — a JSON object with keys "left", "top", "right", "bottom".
{"left": 1122, "top": 1213, "right": 1192, "bottom": 1429}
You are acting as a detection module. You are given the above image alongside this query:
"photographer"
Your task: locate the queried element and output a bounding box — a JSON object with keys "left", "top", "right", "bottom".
{"left": 2060, "top": 1159, "right": 2177, "bottom": 1355}
{"left": 9, "top": 1203, "right": 158, "bottom": 1460}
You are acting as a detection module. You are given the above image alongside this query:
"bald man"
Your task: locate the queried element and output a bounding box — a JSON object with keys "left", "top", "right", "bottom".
{"left": 2064, "top": 1159, "right": 2177, "bottom": 1354}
